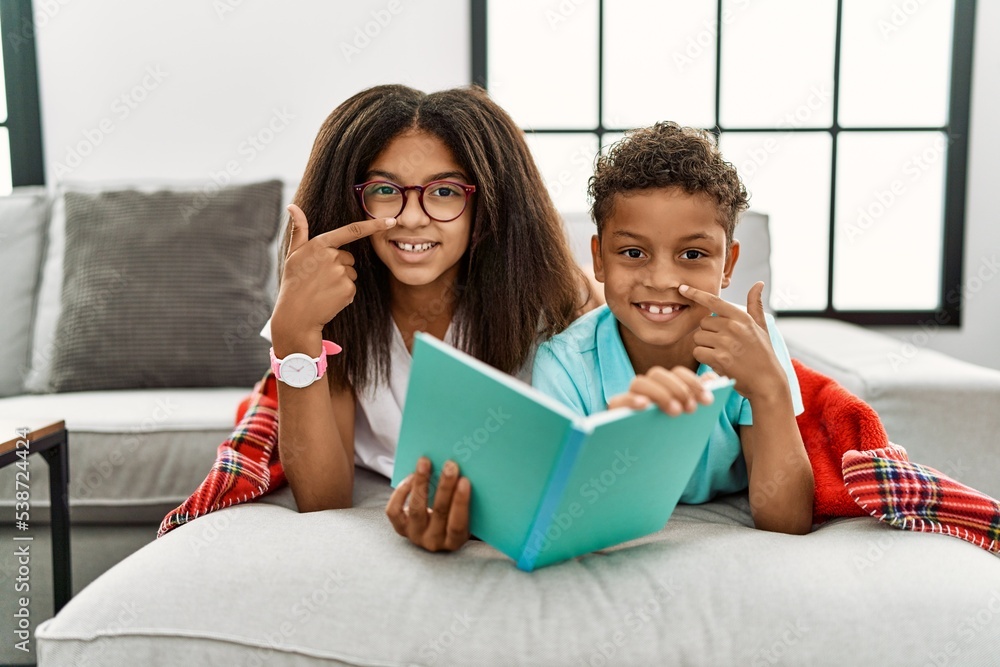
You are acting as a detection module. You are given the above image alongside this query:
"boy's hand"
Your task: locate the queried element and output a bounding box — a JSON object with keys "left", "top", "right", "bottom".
{"left": 608, "top": 366, "right": 717, "bottom": 416}
{"left": 680, "top": 281, "right": 787, "bottom": 401}
{"left": 386, "top": 457, "right": 471, "bottom": 552}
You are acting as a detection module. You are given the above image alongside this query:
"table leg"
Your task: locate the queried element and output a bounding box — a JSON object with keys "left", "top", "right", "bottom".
{"left": 41, "top": 431, "right": 72, "bottom": 613}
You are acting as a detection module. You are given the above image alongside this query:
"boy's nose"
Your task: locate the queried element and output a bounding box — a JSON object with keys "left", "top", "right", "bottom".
{"left": 396, "top": 190, "right": 431, "bottom": 228}
{"left": 642, "top": 259, "right": 679, "bottom": 291}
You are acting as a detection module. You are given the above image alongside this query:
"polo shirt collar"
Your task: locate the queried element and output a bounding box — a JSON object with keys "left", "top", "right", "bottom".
{"left": 595, "top": 307, "right": 637, "bottom": 408}
{"left": 595, "top": 306, "right": 716, "bottom": 408}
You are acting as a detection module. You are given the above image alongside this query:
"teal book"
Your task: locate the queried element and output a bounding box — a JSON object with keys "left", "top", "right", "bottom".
{"left": 391, "top": 333, "right": 736, "bottom": 572}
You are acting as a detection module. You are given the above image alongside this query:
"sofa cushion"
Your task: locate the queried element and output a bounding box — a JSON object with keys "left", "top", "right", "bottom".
{"left": 23, "top": 179, "right": 290, "bottom": 393}
{"left": 779, "top": 316, "right": 1000, "bottom": 501}
{"left": 0, "top": 388, "right": 249, "bottom": 523}
{"left": 0, "top": 187, "right": 50, "bottom": 397}
{"left": 36, "top": 469, "right": 1000, "bottom": 666}
{"left": 44, "top": 180, "right": 281, "bottom": 392}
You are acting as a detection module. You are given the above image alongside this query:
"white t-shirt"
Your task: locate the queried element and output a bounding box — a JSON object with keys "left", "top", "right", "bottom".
{"left": 262, "top": 319, "right": 534, "bottom": 479}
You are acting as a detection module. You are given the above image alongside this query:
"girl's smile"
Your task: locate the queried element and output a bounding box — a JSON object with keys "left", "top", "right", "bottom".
{"left": 367, "top": 130, "right": 473, "bottom": 289}
{"left": 387, "top": 237, "right": 441, "bottom": 262}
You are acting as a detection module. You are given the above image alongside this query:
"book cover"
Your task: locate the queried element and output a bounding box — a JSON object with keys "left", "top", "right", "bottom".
{"left": 391, "top": 333, "right": 735, "bottom": 571}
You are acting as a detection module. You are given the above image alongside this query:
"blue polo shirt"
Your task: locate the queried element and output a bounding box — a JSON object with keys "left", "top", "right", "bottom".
{"left": 531, "top": 305, "right": 804, "bottom": 504}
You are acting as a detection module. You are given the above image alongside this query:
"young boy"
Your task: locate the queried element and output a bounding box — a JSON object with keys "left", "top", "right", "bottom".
{"left": 532, "top": 122, "right": 814, "bottom": 534}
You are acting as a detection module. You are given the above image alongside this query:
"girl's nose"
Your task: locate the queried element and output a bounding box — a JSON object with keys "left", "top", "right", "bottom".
{"left": 396, "top": 190, "right": 430, "bottom": 228}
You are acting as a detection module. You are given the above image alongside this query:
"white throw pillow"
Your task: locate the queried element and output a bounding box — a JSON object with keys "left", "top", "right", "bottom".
{"left": 724, "top": 210, "right": 773, "bottom": 313}
{"left": 0, "top": 188, "right": 50, "bottom": 397}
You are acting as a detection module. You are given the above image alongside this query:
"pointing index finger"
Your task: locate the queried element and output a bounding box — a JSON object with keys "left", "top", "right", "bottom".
{"left": 318, "top": 217, "right": 397, "bottom": 249}
{"left": 679, "top": 284, "right": 739, "bottom": 317}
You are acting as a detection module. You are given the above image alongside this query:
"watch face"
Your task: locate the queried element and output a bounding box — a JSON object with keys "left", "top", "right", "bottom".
{"left": 279, "top": 353, "right": 318, "bottom": 388}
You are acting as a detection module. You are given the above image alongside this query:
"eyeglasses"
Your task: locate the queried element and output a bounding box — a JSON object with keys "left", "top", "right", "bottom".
{"left": 352, "top": 180, "right": 476, "bottom": 222}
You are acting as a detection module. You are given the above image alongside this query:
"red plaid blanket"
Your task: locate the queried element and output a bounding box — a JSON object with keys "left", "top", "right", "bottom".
{"left": 157, "top": 361, "right": 1000, "bottom": 556}
{"left": 157, "top": 373, "right": 282, "bottom": 537}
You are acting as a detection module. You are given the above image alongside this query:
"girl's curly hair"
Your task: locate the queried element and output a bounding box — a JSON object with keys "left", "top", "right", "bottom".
{"left": 588, "top": 121, "right": 749, "bottom": 246}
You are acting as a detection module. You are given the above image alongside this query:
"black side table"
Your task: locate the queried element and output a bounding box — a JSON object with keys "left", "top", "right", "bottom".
{"left": 1, "top": 420, "right": 72, "bottom": 613}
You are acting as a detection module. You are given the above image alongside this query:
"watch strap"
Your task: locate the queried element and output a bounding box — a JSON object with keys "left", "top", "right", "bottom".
{"left": 270, "top": 339, "right": 343, "bottom": 384}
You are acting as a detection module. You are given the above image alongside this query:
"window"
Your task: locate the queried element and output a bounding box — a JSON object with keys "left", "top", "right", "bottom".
{"left": 473, "top": 0, "right": 975, "bottom": 326}
{"left": 0, "top": 0, "right": 45, "bottom": 192}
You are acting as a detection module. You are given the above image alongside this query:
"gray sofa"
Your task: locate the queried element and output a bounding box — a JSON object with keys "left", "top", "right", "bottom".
{"left": 2, "top": 184, "right": 999, "bottom": 666}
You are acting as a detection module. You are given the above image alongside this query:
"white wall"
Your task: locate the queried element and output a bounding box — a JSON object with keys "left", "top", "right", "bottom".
{"left": 32, "top": 1, "right": 1000, "bottom": 370}
{"left": 33, "top": 0, "right": 469, "bottom": 185}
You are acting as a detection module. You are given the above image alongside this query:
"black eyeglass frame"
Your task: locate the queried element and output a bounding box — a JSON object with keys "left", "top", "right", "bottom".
{"left": 352, "top": 180, "right": 477, "bottom": 222}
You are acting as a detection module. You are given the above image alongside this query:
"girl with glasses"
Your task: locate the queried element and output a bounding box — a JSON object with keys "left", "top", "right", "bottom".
{"left": 271, "top": 84, "right": 598, "bottom": 553}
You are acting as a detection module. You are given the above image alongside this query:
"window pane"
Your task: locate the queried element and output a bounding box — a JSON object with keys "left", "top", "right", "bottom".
{"left": 601, "top": 132, "right": 626, "bottom": 155}
{"left": 523, "top": 133, "right": 599, "bottom": 217}
{"left": 839, "top": 0, "right": 953, "bottom": 127}
{"left": 833, "top": 132, "right": 945, "bottom": 310}
{"left": 603, "top": 0, "right": 716, "bottom": 129}
{"left": 0, "top": 8, "right": 6, "bottom": 123}
{"left": 488, "top": 0, "right": 598, "bottom": 129}
{"left": 0, "top": 128, "right": 12, "bottom": 195}
{"left": 720, "top": 0, "right": 836, "bottom": 129}
{"left": 720, "top": 131, "right": 832, "bottom": 311}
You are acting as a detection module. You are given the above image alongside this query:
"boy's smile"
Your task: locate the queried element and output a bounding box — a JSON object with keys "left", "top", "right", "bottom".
{"left": 592, "top": 186, "right": 740, "bottom": 373}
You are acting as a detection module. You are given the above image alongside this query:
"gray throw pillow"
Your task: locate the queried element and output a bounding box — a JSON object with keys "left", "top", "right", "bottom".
{"left": 49, "top": 180, "right": 282, "bottom": 392}
{"left": 0, "top": 188, "right": 50, "bottom": 397}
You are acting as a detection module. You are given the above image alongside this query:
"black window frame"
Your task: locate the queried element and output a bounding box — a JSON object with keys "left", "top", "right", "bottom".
{"left": 471, "top": 0, "right": 977, "bottom": 327}
{"left": 1, "top": 0, "right": 45, "bottom": 188}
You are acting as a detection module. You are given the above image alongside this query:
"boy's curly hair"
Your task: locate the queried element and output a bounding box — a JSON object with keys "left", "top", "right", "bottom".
{"left": 588, "top": 121, "right": 749, "bottom": 246}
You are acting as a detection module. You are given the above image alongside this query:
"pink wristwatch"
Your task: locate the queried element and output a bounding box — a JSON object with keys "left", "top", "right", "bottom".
{"left": 270, "top": 340, "right": 342, "bottom": 388}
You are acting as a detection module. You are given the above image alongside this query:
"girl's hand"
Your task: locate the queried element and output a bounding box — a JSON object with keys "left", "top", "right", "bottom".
{"left": 681, "top": 281, "right": 788, "bottom": 402}
{"left": 386, "top": 457, "right": 471, "bottom": 552}
{"left": 272, "top": 204, "right": 396, "bottom": 341}
{"left": 608, "top": 366, "right": 717, "bottom": 416}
